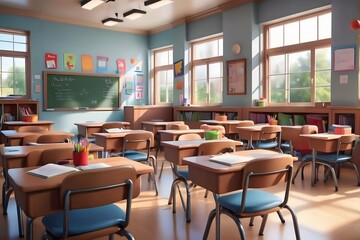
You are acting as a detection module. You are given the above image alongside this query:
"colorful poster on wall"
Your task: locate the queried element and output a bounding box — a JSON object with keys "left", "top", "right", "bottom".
{"left": 97, "top": 56, "right": 109, "bottom": 73}
{"left": 174, "top": 59, "right": 184, "bottom": 77}
{"left": 135, "top": 74, "right": 144, "bottom": 100}
{"left": 64, "top": 53, "right": 76, "bottom": 70}
{"left": 175, "top": 79, "right": 184, "bottom": 90}
{"left": 116, "top": 59, "right": 126, "bottom": 76}
{"left": 45, "top": 53, "right": 57, "bottom": 69}
{"left": 81, "top": 55, "right": 93, "bottom": 72}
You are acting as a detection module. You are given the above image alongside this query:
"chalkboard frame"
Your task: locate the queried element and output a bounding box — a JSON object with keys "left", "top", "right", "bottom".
{"left": 43, "top": 71, "right": 121, "bottom": 111}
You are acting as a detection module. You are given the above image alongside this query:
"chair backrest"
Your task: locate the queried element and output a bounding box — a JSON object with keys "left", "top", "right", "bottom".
{"left": 59, "top": 165, "right": 136, "bottom": 237}
{"left": 170, "top": 124, "right": 190, "bottom": 130}
{"left": 237, "top": 121, "right": 254, "bottom": 127}
{"left": 178, "top": 133, "right": 202, "bottom": 141}
{"left": 198, "top": 140, "right": 237, "bottom": 156}
{"left": 37, "top": 134, "right": 71, "bottom": 144}
{"left": 259, "top": 125, "right": 282, "bottom": 141}
{"left": 292, "top": 125, "right": 318, "bottom": 154}
{"left": 337, "top": 135, "right": 357, "bottom": 154}
{"left": 239, "top": 155, "right": 293, "bottom": 212}
{"left": 122, "top": 131, "right": 154, "bottom": 154}
{"left": 26, "top": 148, "right": 73, "bottom": 167}
{"left": 101, "top": 122, "right": 125, "bottom": 132}
{"left": 17, "top": 126, "right": 48, "bottom": 133}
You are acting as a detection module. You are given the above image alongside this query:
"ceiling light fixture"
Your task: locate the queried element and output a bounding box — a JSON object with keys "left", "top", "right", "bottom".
{"left": 81, "top": 0, "right": 105, "bottom": 10}
{"left": 144, "top": 0, "right": 173, "bottom": 9}
{"left": 102, "top": 13, "right": 123, "bottom": 26}
{"left": 123, "top": 9, "right": 146, "bottom": 20}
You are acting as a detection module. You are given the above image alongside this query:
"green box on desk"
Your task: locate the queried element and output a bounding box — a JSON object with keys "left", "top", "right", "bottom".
{"left": 204, "top": 130, "right": 219, "bottom": 140}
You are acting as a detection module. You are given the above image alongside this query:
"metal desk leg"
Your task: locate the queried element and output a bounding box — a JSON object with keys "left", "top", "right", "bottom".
{"left": 213, "top": 193, "right": 220, "bottom": 240}
{"left": 26, "top": 216, "right": 34, "bottom": 240}
{"left": 16, "top": 204, "right": 24, "bottom": 238}
{"left": 311, "top": 149, "right": 316, "bottom": 186}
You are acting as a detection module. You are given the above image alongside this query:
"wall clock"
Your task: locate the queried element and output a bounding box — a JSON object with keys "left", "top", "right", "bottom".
{"left": 232, "top": 43, "right": 241, "bottom": 55}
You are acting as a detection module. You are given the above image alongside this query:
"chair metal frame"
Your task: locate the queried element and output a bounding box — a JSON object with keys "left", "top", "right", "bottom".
{"left": 255, "top": 125, "right": 283, "bottom": 153}
{"left": 203, "top": 157, "right": 300, "bottom": 240}
{"left": 41, "top": 166, "right": 135, "bottom": 240}
{"left": 122, "top": 132, "right": 158, "bottom": 195}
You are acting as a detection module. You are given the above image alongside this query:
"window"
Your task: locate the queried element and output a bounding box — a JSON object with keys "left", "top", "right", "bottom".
{"left": 191, "top": 36, "right": 223, "bottom": 105}
{"left": 264, "top": 9, "right": 331, "bottom": 105}
{"left": 0, "top": 28, "right": 30, "bottom": 97}
{"left": 152, "top": 47, "right": 173, "bottom": 104}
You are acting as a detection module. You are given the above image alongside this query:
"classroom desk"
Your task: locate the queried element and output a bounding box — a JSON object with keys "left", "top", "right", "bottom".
{"left": 74, "top": 121, "right": 131, "bottom": 138}
{"left": 141, "top": 121, "right": 185, "bottom": 135}
{"left": 300, "top": 133, "right": 355, "bottom": 185}
{"left": 1, "top": 130, "right": 74, "bottom": 146}
{"left": 158, "top": 129, "right": 204, "bottom": 141}
{"left": 8, "top": 157, "right": 153, "bottom": 240}
{"left": 161, "top": 138, "right": 242, "bottom": 222}
{"left": 1, "top": 143, "right": 104, "bottom": 215}
{"left": 236, "top": 124, "right": 268, "bottom": 149}
{"left": 183, "top": 149, "right": 292, "bottom": 240}
{"left": 2, "top": 120, "right": 54, "bottom": 131}
{"left": 199, "top": 119, "right": 245, "bottom": 135}
{"left": 93, "top": 130, "right": 154, "bottom": 152}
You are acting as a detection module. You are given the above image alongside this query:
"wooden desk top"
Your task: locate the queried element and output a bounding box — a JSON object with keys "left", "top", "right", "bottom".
{"left": 2, "top": 120, "right": 54, "bottom": 126}
{"left": 74, "top": 121, "right": 130, "bottom": 127}
{"left": 183, "top": 149, "right": 291, "bottom": 194}
{"left": 2, "top": 143, "right": 103, "bottom": 159}
{"left": 141, "top": 121, "right": 184, "bottom": 126}
{"left": 300, "top": 133, "right": 357, "bottom": 152}
{"left": 1, "top": 130, "right": 73, "bottom": 139}
{"left": 199, "top": 120, "right": 243, "bottom": 125}
{"left": 158, "top": 129, "right": 204, "bottom": 141}
{"left": 93, "top": 129, "right": 151, "bottom": 138}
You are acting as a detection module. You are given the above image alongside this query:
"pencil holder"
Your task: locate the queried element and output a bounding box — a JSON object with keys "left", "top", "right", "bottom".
{"left": 204, "top": 130, "right": 219, "bottom": 140}
{"left": 73, "top": 151, "right": 88, "bottom": 166}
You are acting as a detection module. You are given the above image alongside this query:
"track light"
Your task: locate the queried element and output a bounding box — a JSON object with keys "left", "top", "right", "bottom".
{"left": 80, "top": 0, "right": 105, "bottom": 10}
{"left": 123, "top": 9, "right": 146, "bottom": 20}
{"left": 144, "top": 0, "right": 173, "bottom": 9}
{"left": 102, "top": 13, "right": 123, "bottom": 26}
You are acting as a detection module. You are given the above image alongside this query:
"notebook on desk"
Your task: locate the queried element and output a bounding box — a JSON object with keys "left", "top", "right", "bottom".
{"left": 105, "top": 128, "right": 124, "bottom": 133}
{"left": 209, "top": 154, "right": 253, "bottom": 166}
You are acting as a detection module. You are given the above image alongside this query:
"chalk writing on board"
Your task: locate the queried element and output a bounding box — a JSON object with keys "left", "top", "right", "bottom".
{"left": 44, "top": 71, "right": 120, "bottom": 110}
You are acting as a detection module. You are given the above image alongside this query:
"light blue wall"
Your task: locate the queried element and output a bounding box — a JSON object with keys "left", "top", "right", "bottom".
{"left": 0, "top": 13, "right": 148, "bottom": 133}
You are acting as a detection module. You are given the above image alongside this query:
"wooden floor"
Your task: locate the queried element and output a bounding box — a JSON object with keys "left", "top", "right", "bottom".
{"left": 1, "top": 151, "right": 360, "bottom": 240}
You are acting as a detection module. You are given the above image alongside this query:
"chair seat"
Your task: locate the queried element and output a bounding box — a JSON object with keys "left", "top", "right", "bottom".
{"left": 316, "top": 154, "right": 352, "bottom": 163}
{"left": 119, "top": 151, "right": 147, "bottom": 161}
{"left": 42, "top": 204, "right": 125, "bottom": 237}
{"left": 218, "top": 189, "right": 282, "bottom": 213}
{"left": 256, "top": 141, "right": 278, "bottom": 149}
{"left": 177, "top": 169, "right": 190, "bottom": 180}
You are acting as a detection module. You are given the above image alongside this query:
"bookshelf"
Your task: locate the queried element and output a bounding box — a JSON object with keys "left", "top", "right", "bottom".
{"left": 173, "top": 106, "right": 243, "bottom": 128}
{"left": 328, "top": 106, "right": 360, "bottom": 134}
{"left": 0, "top": 99, "right": 39, "bottom": 122}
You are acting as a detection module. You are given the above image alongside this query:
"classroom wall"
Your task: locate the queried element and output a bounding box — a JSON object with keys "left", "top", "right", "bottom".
{"left": 0, "top": 13, "right": 148, "bottom": 133}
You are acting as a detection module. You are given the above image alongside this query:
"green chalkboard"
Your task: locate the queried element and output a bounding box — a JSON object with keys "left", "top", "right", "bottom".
{"left": 43, "top": 71, "right": 120, "bottom": 111}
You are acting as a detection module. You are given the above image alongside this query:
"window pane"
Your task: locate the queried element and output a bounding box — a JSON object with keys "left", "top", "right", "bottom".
{"left": 14, "top": 34, "right": 26, "bottom": 43}
{"left": 193, "top": 38, "right": 221, "bottom": 60}
{"left": 270, "top": 75, "right": 286, "bottom": 90}
{"left": 271, "top": 89, "right": 286, "bottom": 103}
{"left": 194, "top": 65, "right": 207, "bottom": 80}
{"left": 316, "top": 71, "right": 331, "bottom": 86}
{"left": 14, "top": 43, "right": 26, "bottom": 52}
{"left": 0, "top": 41, "right": 13, "bottom": 51}
{"left": 155, "top": 50, "right": 171, "bottom": 66}
{"left": 209, "top": 77, "right": 222, "bottom": 103}
{"left": 2, "top": 57, "right": 13, "bottom": 72}
{"left": 319, "top": 13, "right": 331, "bottom": 39}
{"left": 195, "top": 79, "right": 207, "bottom": 103}
{"left": 300, "top": 17, "right": 317, "bottom": 43}
{"left": 269, "top": 25, "right": 283, "bottom": 48}
{"left": 0, "top": 33, "right": 13, "bottom": 41}
{"left": 269, "top": 55, "right": 285, "bottom": 74}
{"left": 209, "top": 62, "right": 222, "bottom": 78}
{"left": 284, "top": 22, "right": 299, "bottom": 46}
{"left": 289, "top": 72, "right": 311, "bottom": 88}
{"left": 289, "top": 51, "right": 310, "bottom": 73}
{"left": 315, "top": 86, "right": 330, "bottom": 102}
{"left": 290, "top": 89, "right": 311, "bottom": 102}
{"left": 315, "top": 47, "right": 331, "bottom": 70}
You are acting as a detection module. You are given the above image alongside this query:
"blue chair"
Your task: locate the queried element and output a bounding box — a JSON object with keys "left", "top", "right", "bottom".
{"left": 41, "top": 165, "right": 136, "bottom": 240}
{"left": 255, "top": 125, "right": 283, "bottom": 152}
{"left": 120, "top": 131, "right": 158, "bottom": 195}
{"left": 202, "top": 156, "right": 300, "bottom": 240}
{"left": 314, "top": 135, "right": 360, "bottom": 191}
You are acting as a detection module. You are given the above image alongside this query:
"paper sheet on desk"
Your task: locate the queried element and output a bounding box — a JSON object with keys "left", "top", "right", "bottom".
{"left": 209, "top": 154, "right": 253, "bottom": 166}
{"left": 105, "top": 128, "right": 124, "bottom": 133}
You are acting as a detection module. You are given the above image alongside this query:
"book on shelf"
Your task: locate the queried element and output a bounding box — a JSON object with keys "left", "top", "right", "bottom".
{"left": 27, "top": 163, "right": 111, "bottom": 179}
{"left": 209, "top": 153, "right": 253, "bottom": 166}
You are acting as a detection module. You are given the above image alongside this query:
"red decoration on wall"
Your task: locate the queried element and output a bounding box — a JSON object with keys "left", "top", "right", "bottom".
{"left": 350, "top": 19, "right": 360, "bottom": 30}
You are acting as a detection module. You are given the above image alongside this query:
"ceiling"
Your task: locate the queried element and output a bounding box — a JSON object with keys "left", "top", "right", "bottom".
{"left": 0, "top": 0, "right": 252, "bottom": 34}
